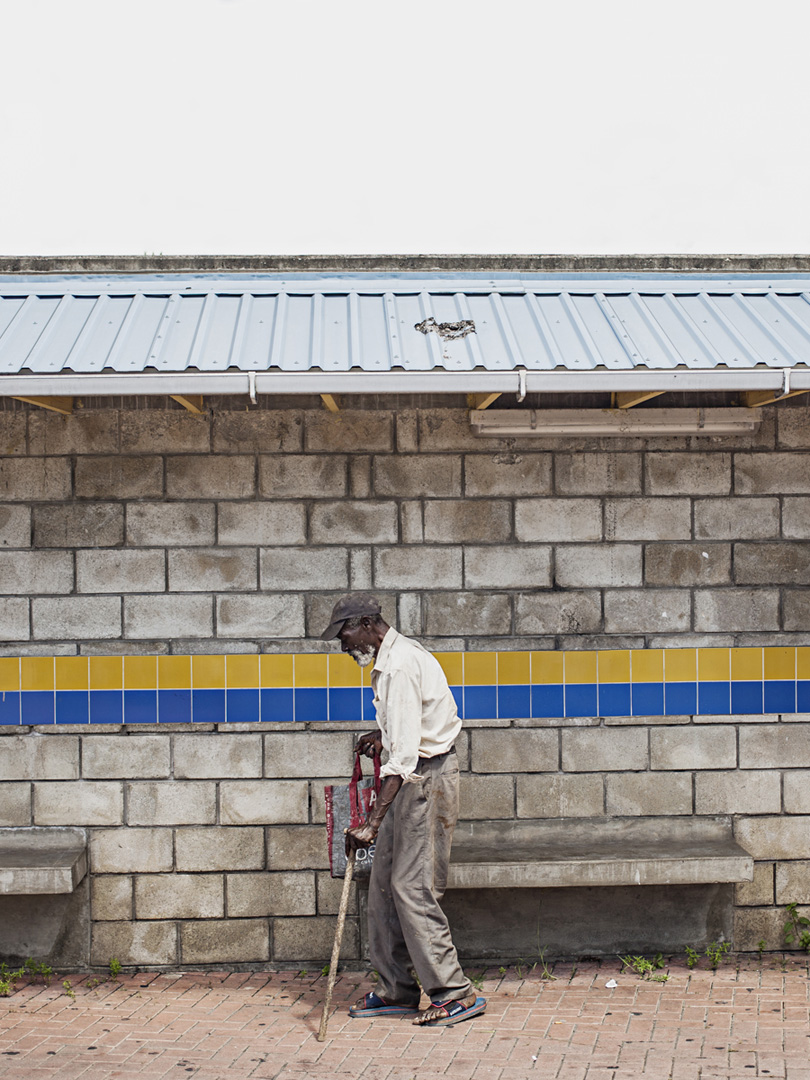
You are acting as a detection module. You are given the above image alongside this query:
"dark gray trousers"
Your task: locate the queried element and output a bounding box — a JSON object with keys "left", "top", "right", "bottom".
{"left": 368, "top": 750, "right": 472, "bottom": 1005}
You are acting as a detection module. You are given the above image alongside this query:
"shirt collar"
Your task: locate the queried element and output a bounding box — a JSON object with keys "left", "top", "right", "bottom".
{"left": 373, "top": 626, "right": 398, "bottom": 675}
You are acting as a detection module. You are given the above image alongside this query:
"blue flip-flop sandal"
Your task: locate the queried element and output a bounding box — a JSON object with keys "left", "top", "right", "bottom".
{"left": 349, "top": 991, "right": 420, "bottom": 1018}
{"left": 418, "top": 995, "right": 487, "bottom": 1027}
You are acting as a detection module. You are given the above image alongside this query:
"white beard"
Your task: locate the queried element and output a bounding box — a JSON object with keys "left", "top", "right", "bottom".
{"left": 350, "top": 647, "right": 376, "bottom": 668}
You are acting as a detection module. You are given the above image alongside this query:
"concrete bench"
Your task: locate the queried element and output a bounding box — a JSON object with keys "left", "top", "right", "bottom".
{"left": 446, "top": 817, "right": 754, "bottom": 889}
{"left": 0, "top": 829, "right": 88, "bottom": 895}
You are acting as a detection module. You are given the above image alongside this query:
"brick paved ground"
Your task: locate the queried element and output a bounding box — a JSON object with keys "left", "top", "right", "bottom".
{"left": 1, "top": 955, "right": 809, "bottom": 1080}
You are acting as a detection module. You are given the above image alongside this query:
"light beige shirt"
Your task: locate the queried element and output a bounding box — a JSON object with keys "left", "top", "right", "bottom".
{"left": 371, "top": 627, "right": 462, "bottom": 783}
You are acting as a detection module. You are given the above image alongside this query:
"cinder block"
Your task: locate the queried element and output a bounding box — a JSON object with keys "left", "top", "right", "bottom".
{"left": 735, "top": 862, "right": 774, "bottom": 906}
{"left": 0, "top": 550, "right": 73, "bottom": 594}
{"left": 784, "top": 591, "right": 810, "bottom": 632}
{"left": 0, "top": 598, "right": 30, "bottom": 641}
{"left": 374, "top": 455, "right": 461, "bottom": 498}
{"left": 562, "top": 728, "right": 647, "bottom": 772}
{"left": 350, "top": 548, "right": 372, "bottom": 590}
{"left": 169, "top": 548, "right": 257, "bottom": 592}
{"left": 424, "top": 500, "right": 511, "bottom": 544}
{"left": 374, "top": 547, "right": 462, "bottom": 590}
{"left": 516, "top": 774, "right": 604, "bottom": 818}
{"left": 218, "top": 502, "right": 306, "bottom": 546}
{"left": 75, "top": 456, "right": 163, "bottom": 499}
{"left": 273, "top": 915, "right": 358, "bottom": 962}
{"left": 645, "top": 543, "right": 731, "bottom": 587}
{"left": 425, "top": 593, "right": 511, "bottom": 637}
{"left": 34, "top": 781, "right": 123, "bottom": 825}
{"left": 352, "top": 454, "right": 376, "bottom": 497}
{"left": 646, "top": 452, "right": 731, "bottom": 495}
{"left": 124, "top": 594, "right": 212, "bottom": 639}
{"left": 735, "top": 542, "right": 810, "bottom": 585}
{"left": 126, "top": 781, "right": 216, "bottom": 825}
{"left": 83, "top": 734, "right": 170, "bottom": 778}
{"left": 396, "top": 410, "right": 419, "bottom": 453}
{"left": 784, "top": 771, "right": 810, "bottom": 813}
{"left": 694, "top": 588, "right": 780, "bottom": 633}
{"left": 650, "top": 726, "right": 736, "bottom": 770}
{"left": 90, "top": 828, "right": 173, "bottom": 873}
{"left": 0, "top": 782, "right": 31, "bottom": 825}
{"left": 259, "top": 454, "right": 346, "bottom": 498}
{"left": 174, "top": 733, "right": 262, "bottom": 778}
{"left": 735, "top": 452, "right": 810, "bottom": 494}
{"left": 260, "top": 547, "right": 348, "bottom": 591}
{"left": 34, "top": 504, "right": 123, "bottom": 548}
{"left": 309, "top": 501, "right": 398, "bottom": 545}
{"left": 264, "top": 732, "right": 355, "bottom": 779}
{"left": 515, "top": 591, "right": 601, "bottom": 636}
{"left": 775, "top": 862, "right": 810, "bottom": 904}
{"left": 0, "top": 505, "right": 31, "bottom": 547}
{"left": 120, "top": 410, "right": 210, "bottom": 453}
{"left": 0, "top": 412, "right": 27, "bottom": 454}
{"left": 735, "top": 816, "right": 810, "bottom": 860}
{"left": 464, "top": 545, "right": 551, "bottom": 589}
{"left": 556, "top": 544, "right": 642, "bottom": 588}
{"left": 29, "top": 410, "right": 119, "bottom": 455}
{"left": 0, "top": 459, "right": 71, "bottom": 501}
{"left": 227, "top": 871, "right": 316, "bottom": 916}
{"left": 459, "top": 774, "right": 514, "bottom": 819}
{"left": 0, "top": 735, "right": 79, "bottom": 781}
{"left": 694, "top": 497, "right": 779, "bottom": 540}
{"left": 417, "top": 409, "right": 506, "bottom": 452}
{"left": 605, "top": 772, "right": 692, "bottom": 815}
{"left": 695, "top": 770, "right": 781, "bottom": 814}
{"left": 305, "top": 410, "right": 393, "bottom": 452}
{"left": 77, "top": 549, "right": 165, "bottom": 593}
{"left": 216, "top": 594, "right": 304, "bottom": 638}
{"left": 556, "top": 453, "right": 641, "bottom": 495}
{"left": 739, "top": 726, "right": 810, "bottom": 769}
{"left": 604, "top": 498, "right": 691, "bottom": 540}
{"left": 126, "top": 503, "right": 216, "bottom": 547}
{"left": 91, "top": 921, "right": 177, "bottom": 966}
{"left": 267, "top": 826, "right": 331, "bottom": 871}
{"left": 175, "top": 826, "right": 265, "bottom": 871}
{"left": 135, "top": 873, "right": 224, "bottom": 919}
{"left": 471, "top": 729, "right": 557, "bottom": 773}
{"left": 166, "top": 455, "right": 255, "bottom": 499}
{"left": 220, "top": 779, "right": 308, "bottom": 824}
{"left": 604, "top": 589, "right": 690, "bottom": 634}
{"left": 515, "top": 499, "right": 601, "bottom": 542}
{"left": 783, "top": 497, "right": 810, "bottom": 539}
{"left": 732, "top": 908, "right": 788, "bottom": 952}
{"left": 32, "top": 596, "right": 121, "bottom": 640}
{"left": 91, "top": 875, "right": 133, "bottom": 921}
{"left": 465, "top": 453, "right": 552, "bottom": 496}
{"left": 213, "top": 411, "right": 303, "bottom": 453}
{"left": 778, "top": 408, "right": 810, "bottom": 449}
{"left": 316, "top": 871, "right": 358, "bottom": 915}
{"left": 397, "top": 592, "right": 422, "bottom": 635}
{"left": 400, "top": 501, "right": 423, "bottom": 543}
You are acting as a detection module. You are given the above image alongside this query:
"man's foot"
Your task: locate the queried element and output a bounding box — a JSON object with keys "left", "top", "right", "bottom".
{"left": 349, "top": 991, "right": 419, "bottom": 1018}
{"left": 413, "top": 993, "right": 487, "bottom": 1026}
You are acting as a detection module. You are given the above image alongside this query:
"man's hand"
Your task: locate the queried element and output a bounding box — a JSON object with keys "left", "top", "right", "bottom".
{"left": 355, "top": 731, "right": 382, "bottom": 759}
{"left": 345, "top": 823, "right": 377, "bottom": 855}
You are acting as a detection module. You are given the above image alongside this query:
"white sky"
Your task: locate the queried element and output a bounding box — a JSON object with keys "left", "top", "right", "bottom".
{"left": 2, "top": 0, "right": 808, "bottom": 257}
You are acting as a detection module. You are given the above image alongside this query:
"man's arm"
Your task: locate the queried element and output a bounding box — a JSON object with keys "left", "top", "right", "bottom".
{"left": 345, "top": 774, "right": 402, "bottom": 853}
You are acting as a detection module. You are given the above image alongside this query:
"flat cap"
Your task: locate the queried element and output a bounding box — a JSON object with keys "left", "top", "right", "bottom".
{"left": 321, "top": 592, "right": 382, "bottom": 641}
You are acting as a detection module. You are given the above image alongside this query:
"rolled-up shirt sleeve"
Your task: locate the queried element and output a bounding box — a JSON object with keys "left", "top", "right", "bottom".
{"left": 379, "top": 669, "right": 423, "bottom": 783}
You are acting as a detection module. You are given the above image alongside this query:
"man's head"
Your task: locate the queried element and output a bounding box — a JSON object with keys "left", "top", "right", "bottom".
{"left": 321, "top": 593, "right": 389, "bottom": 667}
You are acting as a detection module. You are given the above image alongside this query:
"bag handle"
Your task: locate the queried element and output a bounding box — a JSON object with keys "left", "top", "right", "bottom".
{"left": 348, "top": 749, "right": 382, "bottom": 822}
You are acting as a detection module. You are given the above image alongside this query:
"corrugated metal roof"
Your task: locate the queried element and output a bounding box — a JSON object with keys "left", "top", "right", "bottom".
{"left": 1, "top": 274, "right": 810, "bottom": 378}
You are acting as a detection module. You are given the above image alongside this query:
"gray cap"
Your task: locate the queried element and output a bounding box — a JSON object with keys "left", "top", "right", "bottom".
{"left": 321, "top": 593, "right": 382, "bottom": 641}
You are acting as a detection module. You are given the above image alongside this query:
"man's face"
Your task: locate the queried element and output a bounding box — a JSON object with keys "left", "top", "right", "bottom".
{"left": 338, "top": 619, "right": 378, "bottom": 668}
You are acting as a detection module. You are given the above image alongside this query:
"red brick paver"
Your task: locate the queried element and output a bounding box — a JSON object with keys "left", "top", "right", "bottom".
{"left": 1, "top": 955, "right": 809, "bottom": 1079}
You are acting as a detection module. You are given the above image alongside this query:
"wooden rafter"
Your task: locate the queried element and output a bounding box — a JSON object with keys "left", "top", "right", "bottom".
{"left": 13, "top": 396, "right": 73, "bottom": 415}
{"left": 615, "top": 391, "right": 665, "bottom": 409}
{"left": 320, "top": 394, "right": 340, "bottom": 413}
{"left": 744, "top": 388, "right": 809, "bottom": 408}
{"left": 467, "top": 392, "right": 502, "bottom": 410}
{"left": 170, "top": 394, "right": 205, "bottom": 414}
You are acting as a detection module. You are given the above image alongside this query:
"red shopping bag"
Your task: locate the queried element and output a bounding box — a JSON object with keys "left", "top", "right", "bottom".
{"left": 324, "top": 751, "right": 381, "bottom": 878}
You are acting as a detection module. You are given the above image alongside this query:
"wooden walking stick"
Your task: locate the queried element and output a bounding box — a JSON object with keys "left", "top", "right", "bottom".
{"left": 317, "top": 843, "right": 356, "bottom": 1042}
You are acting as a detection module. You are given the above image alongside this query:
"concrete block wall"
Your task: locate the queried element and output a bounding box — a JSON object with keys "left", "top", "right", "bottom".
{"left": 1, "top": 397, "right": 809, "bottom": 966}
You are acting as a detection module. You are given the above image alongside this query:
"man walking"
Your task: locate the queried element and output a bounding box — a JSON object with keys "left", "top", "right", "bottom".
{"left": 322, "top": 593, "right": 486, "bottom": 1027}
